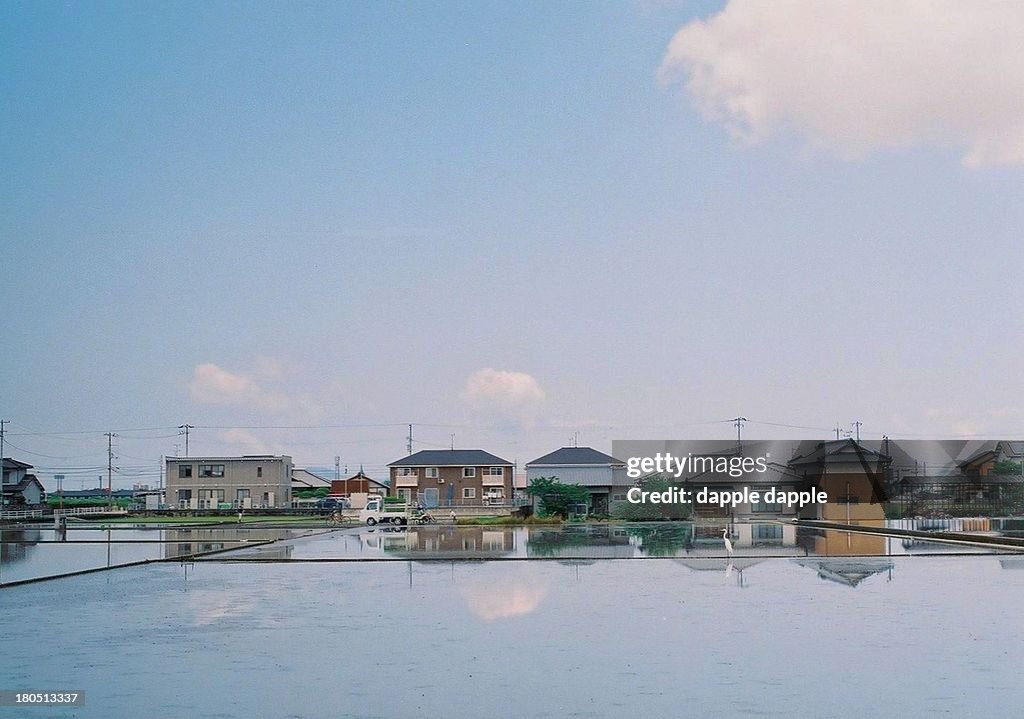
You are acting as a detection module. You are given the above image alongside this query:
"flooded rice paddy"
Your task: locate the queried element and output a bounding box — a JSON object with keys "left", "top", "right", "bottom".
{"left": 2, "top": 522, "right": 1023, "bottom": 718}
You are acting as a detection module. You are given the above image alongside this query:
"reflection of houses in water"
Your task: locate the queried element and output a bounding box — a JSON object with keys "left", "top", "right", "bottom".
{"left": 692, "top": 521, "right": 799, "bottom": 550}
{"left": 163, "top": 528, "right": 294, "bottom": 560}
{"left": 527, "top": 525, "right": 633, "bottom": 559}
{"left": 364, "top": 526, "right": 517, "bottom": 558}
{"left": 792, "top": 557, "right": 893, "bottom": 587}
{"left": 799, "top": 528, "right": 888, "bottom": 557}
{"left": 0, "top": 527, "right": 43, "bottom": 565}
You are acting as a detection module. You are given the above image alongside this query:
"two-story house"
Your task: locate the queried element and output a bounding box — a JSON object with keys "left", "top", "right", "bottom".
{"left": 525, "top": 447, "right": 629, "bottom": 515}
{"left": 1, "top": 458, "right": 47, "bottom": 507}
{"left": 165, "top": 455, "right": 293, "bottom": 509}
{"left": 387, "top": 449, "right": 514, "bottom": 508}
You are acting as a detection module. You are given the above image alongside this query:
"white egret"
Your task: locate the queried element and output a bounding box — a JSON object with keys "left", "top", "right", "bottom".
{"left": 722, "top": 528, "right": 733, "bottom": 557}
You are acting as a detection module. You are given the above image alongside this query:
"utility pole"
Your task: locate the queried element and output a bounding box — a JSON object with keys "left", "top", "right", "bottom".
{"left": 0, "top": 418, "right": 7, "bottom": 509}
{"left": 407, "top": 424, "right": 413, "bottom": 455}
{"left": 834, "top": 425, "right": 842, "bottom": 440}
{"left": 450, "top": 434, "right": 455, "bottom": 450}
{"left": 732, "top": 417, "right": 748, "bottom": 448}
{"left": 334, "top": 455, "right": 341, "bottom": 481}
{"left": 178, "top": 424, "right": 194, "bottom": 456}
{"left": 105, "top": 432, "right": 117, "bottom": 510}
{"left": 852, "top": 421, "right": 862, "bottom": 442}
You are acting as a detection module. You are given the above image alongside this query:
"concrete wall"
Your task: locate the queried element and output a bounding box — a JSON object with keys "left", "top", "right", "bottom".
{"left": 166, "top": 456, "right": 293, "bottom": 509}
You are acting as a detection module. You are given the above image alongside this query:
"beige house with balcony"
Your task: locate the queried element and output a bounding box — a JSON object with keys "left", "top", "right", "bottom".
{"left": 165, "top": 455, "right": 293, "bottom": 509}
{"left": 387, "top": 449, "right": 513, "bottom": 508}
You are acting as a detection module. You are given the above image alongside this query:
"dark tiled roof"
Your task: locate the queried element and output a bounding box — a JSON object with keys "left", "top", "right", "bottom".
{"left": 527, "top": 447, "right": 624, "bottom": 466}
{"left": 56, "top": 488, "right": 136, "bottom": 498}
{"left": 388, "top": 450, "right": 512, "bottom": 467}
{"left": 788, "top": 439, "right": 889, "bottom": 466}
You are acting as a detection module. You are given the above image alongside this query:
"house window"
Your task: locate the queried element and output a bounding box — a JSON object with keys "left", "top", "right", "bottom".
{"left": 257, "top": 467, "right": 263, "bottom": 478}
{"left": 236, "top": 489, "right": 250, "bottom": 503}
{"left": 485, "top": 467, "right": 503, "bottom": 476}
{"left": 398, "top": 488, "right": 412, "bottom": 501}
{"left": 199, "top": 465, "right": 225, "bottom": 478}
{"left": 399, "top": 468, "right": 418, "bottom": 477}
{"left": 425, "top": 467, "right": 439, "bottom": 479}
{"left": 753, "top": 523, "right": 783, "bottom": 542}
{"left": 178, "top": 465, "right": 193, "bottom": 478}
{"left": 752, "top": 497, "right": 783, "bottom": 513}
{"left": 176, "top": 489, "right": 192, "bottom": 503}
{"left": 463, "top": 487, "right": 476, "bottom": 499}
{"left": 463, "top": 467, "right": 476, "bottom": 478}
{"left": 613, "top": 493, "right": 627, "bottom": 501}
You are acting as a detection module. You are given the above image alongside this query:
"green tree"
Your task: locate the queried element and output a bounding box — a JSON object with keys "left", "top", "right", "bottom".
{"left": 610, "top": 474, "right": 691, "bottom": 521}
{"left": 993, "top": 460, "right": 1024, "bottom": 476}
{"left": 528, "top": 476, "right": 590, "bottom": 518}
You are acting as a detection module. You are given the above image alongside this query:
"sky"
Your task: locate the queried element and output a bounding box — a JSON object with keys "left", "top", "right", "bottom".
{"left": 2, "top": 0, "right": 1023, "bottom": 489}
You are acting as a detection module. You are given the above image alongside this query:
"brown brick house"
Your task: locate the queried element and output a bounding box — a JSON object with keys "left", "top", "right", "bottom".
{"left": 387, "top": 449, "right": 513, "bottom": 508}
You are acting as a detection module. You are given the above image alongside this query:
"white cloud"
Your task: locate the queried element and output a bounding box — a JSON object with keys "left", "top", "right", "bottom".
{"left": 461, "top": 368, "right": 546, "bottom": 417}
{"left": 660, "top": 1, "right": 1024, "bottom": 167}
{"left": 187, "top": 361, "right": 321, "bottom": 418}
{"left": 188, "top": 363, "right": 288, "bottom": 410}
{"left": 189, "top": 363, "right": 255, "bottom": 403}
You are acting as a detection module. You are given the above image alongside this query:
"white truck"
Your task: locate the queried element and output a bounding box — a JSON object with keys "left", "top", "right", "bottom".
{"left": 359, "top": 497, "right": 411, "bottom": 525}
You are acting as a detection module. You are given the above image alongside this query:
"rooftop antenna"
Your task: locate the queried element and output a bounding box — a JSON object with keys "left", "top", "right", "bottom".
{"left": 407, "top": 424, "right": 413, "bottom": 455}
{"left": 450, "top": 434, "right": 455, "bottom": 450}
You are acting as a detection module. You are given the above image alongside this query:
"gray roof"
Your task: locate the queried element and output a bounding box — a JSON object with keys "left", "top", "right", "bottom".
{"left": 0, "top": 473, "right": 45, "bottom": 494}
{"left": 527, "top": 447, "right": 624, "bottom": 467}
{"left": 388, "top": 449, "right": 512, "bottom": 467}
{"left": 292, "top": 469, "right": 332, "bottom": 488}
{"left": 788, "top": 439, "right": 890, "bottom": 466}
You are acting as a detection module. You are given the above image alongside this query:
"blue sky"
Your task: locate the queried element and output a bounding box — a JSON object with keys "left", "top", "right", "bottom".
{"left": 3, "top": 1, "right": 1022, "bottom": 487}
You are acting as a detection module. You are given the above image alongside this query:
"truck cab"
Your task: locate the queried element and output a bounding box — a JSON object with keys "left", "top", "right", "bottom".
{"left": 359, "top": 497, "right": 409, "bottom": 525}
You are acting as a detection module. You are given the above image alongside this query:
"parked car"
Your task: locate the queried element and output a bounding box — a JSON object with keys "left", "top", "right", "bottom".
{"left": 313, "top": 497, "right": 349, "bottom": 514}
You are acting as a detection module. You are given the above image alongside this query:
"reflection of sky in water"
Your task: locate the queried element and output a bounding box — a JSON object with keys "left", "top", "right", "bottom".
{"left": 2, "top": 557, "right": 1024, "bottom": 718}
